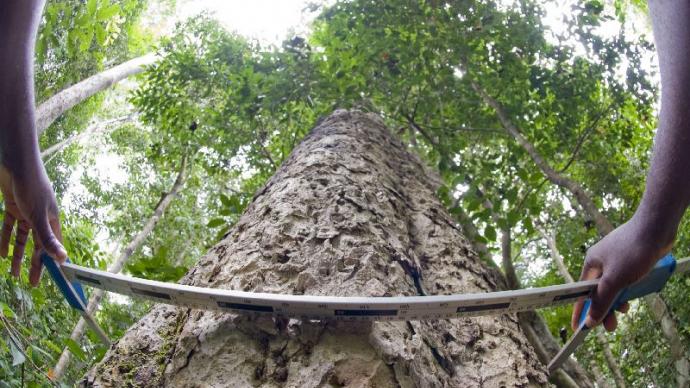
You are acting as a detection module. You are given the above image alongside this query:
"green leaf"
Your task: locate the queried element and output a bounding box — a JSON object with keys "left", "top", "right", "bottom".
{"left": 87, "top": 0, "right": 98, "bottom": 15}
{"left": 523, "top": 218, "right": 535, "bottom": 234}
{"left": 41, "top": 339, "right": 63, "bottom": 354}
{"left": 0, "top": 302, "right": 15, "bottom": 319}
{"left": 507, "top": 210, "right": 520, "bottom": 227}
{"left": 97, "top": 3, "right": 120, "bottom": 21}
{"left": 95, "top": 24, "right": 107, "bottom": 46}
{"left": 215, "top": 225, "right": 231, "bottom": 241}
{"left": 207, "top": 218, "right": 226, "bottom": 228}
{"left": 484, "top": 226, "right": 497, "bottom": 242}
{"left": 64, "top": 338, "right": 86, "bottom": 361}
{"left": 220, "top": 193, "right": 232, "bottom": 207}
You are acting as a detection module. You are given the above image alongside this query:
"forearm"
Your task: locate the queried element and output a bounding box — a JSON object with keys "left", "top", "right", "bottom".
{"left": 0, "top": 0, "right": 45, "bottom": 174}
{"left": 636, "top": 1, "right": 690, "bottom": 246}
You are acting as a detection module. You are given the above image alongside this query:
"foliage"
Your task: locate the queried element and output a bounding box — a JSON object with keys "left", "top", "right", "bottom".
{"left": 3, "top": 0, "right": 689, "bottom": 386}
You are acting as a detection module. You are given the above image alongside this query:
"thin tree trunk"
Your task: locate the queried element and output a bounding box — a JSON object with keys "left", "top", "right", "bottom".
{"left": 470, "top": 79, "right": 690, "bottom": 386}
{"left": 539, "top": 228, "right": 626, "bottom": 388}
{"left": 589, "top": 360, "right": 609, "bottom": 387}
{"left": 645, "top": 294, "right": 690, "bottom": 388}
{"left": 500, "top": 228, "right": 594, "bottom": 388}
{"left": 36, "top": 53, "right": 156, "bottom": 135}
{"left": 40, "top": 115, "right": 133, "bottom": 161}
{"left": 82, "top": 110, "right": 547, "bottom": 387}
{"left": 450, "top": 197, "right": 490, "bottom": 262}
{"left": 468, "top": 80, "right": 613, "bottom": 237}
{"left": 52, "top": 155, "right": 188, "bottom": 381}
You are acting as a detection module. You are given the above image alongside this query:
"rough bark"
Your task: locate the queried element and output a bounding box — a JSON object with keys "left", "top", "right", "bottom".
{"left": 40, "top": 115, "right": 133, "bottom": 161}
{"left": 470, "top": 80, "right": 690, "bottom": 385}
{"left": 82, "top": 110, "right": 547, "bottom": 387}
{"left": 52, "top": 155, "right": 188, "bottom": 381}
{"left": 36, "top": 53, "right": 156, "bottom": 135}
{"left": 539, "top": 228, "right": 625, "bottom": 388}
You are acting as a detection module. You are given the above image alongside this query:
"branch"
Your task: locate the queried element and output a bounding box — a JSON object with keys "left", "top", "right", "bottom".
{"left": 37, "top": 53, "right": 156, "bottom": 135}
{"left": 468, "top": 78, "right": 614, "bottom": 236}
{"left": 557, "top": 103, "right": 613, "bottom": 174}
{"left": 40, "top": 114, "right": 134, "bottom": 161}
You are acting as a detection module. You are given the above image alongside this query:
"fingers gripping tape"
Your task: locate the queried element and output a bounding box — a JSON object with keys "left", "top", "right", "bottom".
{"left": 41, "top": 253, "right": 87, "bottom": 311}
{"left": 578, "top": 253, "right": 676, "bottom": 327}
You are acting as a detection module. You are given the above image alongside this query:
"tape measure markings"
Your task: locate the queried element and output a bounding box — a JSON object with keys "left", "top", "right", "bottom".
{"left": 61, "top": 262, "right": 601, "bottom": 321}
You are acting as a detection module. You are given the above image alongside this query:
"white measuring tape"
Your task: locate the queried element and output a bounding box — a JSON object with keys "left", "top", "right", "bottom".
{"left": 42, "top": 253, "right": 690, "bottom": 374}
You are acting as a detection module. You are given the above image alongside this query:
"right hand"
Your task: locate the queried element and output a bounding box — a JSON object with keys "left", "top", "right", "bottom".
{"left": 0, "top": 164, "right": 66, "bottom": 285}
{"left": 571, "top": 216, "right": 672, "bottom": 332}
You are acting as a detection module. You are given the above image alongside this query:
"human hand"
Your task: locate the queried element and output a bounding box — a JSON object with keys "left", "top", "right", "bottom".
{"left": 0, "top": 164, "right": 66, "bottom": 286}
{"left": 571, "top": 216, "right": 673, "bottom": 332}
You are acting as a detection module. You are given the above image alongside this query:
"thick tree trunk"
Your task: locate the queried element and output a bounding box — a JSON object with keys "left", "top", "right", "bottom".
{"left": 36, "top": 53, "right": 156, "bottom": 135}
{"left": 82, "top": 110, "right": 546, "bottom": 387}
{"left": 53, "top": 155, "right": 188, "bottom": 381}
{"left": 469, "top": 79, "right": 690, "bottom": 385}
{"left": 452, "top": 194, "right": 591, "bottom": 387}
{"left": 539, "top": 228, "right": 625, "bottom": 388}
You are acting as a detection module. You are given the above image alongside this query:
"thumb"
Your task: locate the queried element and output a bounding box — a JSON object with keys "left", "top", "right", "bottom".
{"left": 586, "top": 274, "right": 620, "bottom": 327}
{"left": 33, "top": 215, "right": 67, "bottom": 262}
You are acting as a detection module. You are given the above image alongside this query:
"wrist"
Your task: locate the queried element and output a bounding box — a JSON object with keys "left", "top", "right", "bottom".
{"left": 630, "top": 206, "right": 678, "bottom": 252}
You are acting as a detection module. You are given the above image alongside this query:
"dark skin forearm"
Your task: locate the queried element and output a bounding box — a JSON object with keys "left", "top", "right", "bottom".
{"left": 638, "top": 0, "right": 690, "bottom": 246}
{"left": 573, "top": 0, "right": 690, "bottom": 331}
{"left": 0, "top": 0, "right": 67, "bottom": 285}
{"left": 0, "top": 0, "right": 45, "bottom": 174}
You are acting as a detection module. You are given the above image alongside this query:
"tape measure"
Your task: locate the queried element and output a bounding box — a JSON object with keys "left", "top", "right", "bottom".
{"left": 41, "top": 252, "right": 690, "bottom": 374}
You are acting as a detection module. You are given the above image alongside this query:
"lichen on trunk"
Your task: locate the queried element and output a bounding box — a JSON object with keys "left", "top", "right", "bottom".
{"left": 83, "top": 110, "right": 547, "bottom": 387}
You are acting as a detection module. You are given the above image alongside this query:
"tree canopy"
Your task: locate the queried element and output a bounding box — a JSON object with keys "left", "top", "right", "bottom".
{"left": 1, "top": 0, "right": 688, "bottom": 386}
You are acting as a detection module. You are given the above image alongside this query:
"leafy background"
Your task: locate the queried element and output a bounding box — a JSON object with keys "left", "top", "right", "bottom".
{"left": 1, "top": 0, "right": 688, "bottom": 386}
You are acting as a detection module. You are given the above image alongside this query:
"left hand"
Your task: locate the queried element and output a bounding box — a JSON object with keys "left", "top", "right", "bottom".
{"left": 0, "top": 165, "right": 66, "bottom": 285}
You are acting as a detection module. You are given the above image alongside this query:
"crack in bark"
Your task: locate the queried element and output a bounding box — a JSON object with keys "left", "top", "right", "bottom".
{"left": 422, "top": 336, "right": 455, "bottom": 377}
{"left": 390, "top": 252, "right": 426, "bottom": 296}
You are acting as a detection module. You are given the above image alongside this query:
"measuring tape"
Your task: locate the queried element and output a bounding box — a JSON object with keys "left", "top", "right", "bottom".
{"left": 41, "top": 253, "right": 689, "bottom": 374}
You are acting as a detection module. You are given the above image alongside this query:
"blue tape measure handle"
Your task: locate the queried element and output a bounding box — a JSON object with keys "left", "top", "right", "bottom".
{"left": 579, "top": 253, "right": 676, "bottom": 326}
{"left": 41, "top": 253, "right": 87, "bottom": 311}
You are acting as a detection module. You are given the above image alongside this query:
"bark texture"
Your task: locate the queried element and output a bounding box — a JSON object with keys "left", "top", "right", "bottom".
{"left": 53, "top": 155, "right": 188, "bottom": 380}
{"left": 36, "top": 53, "right": 156, "bottom": 135}
{"left": 83, "top": 110, "right": 546, "bottom": 387}
{"left": 453, "top": 196, "right": 591, "bottom": 387}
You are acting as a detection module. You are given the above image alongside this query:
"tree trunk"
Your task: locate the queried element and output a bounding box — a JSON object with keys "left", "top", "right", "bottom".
{"left": 53, "top": 155, "right": 188, "bottom": 381}
{"left": 500, "top": 228, "right": 594, "bottom": 388}
{"left": 469, "top": 79, "right": 690, "bottom": 386}
{"left": 36, "top": 53, "right": 156, "bottom": 136}
{"left": 539, "top": 228, "right": 625, "bottom": 388}
{"left": 81, "top": 110, "right": 547, "bottom": 387}
{"left": 645, "top": 294, "right": 690, "bottom": 388}
{"left": 452, "top": 191, "right": 591, "bottom": 387}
